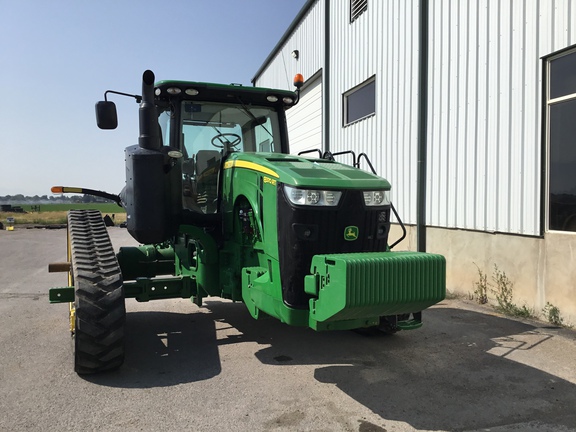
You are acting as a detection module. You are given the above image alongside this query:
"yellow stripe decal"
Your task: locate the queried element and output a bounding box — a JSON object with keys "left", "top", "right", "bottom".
{"left": 224, "top": 160, "right": 279, "bottom": 178}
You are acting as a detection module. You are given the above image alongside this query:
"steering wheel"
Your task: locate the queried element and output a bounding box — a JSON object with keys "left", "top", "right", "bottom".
{"left": 211, "top": 133, "right": 241, "bottom": 149}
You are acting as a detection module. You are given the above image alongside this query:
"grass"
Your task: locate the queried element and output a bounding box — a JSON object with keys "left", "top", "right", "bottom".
{"left": 19, "top": 203, "right": 124, "bottom": 213}
{"left": 2, "top": 203, "right": 126, "bottom": 226}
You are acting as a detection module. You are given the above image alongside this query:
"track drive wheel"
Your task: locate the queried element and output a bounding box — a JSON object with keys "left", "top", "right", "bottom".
{"left": 68, "top": 210, "right": 125, "bottom": 374}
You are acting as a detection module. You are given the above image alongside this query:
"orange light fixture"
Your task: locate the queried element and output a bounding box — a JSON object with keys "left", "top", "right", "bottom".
{"left": 293, "top": 74, "right": 304, "bottom": 89}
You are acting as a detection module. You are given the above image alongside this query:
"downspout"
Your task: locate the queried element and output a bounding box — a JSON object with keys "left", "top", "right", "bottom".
{"left": 323, "top": 0, "right": 330, "bottom": 153}
{"left": 417, "top": 0, "right": 429, "bottom": 252}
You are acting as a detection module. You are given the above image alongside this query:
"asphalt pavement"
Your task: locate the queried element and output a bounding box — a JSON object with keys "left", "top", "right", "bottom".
{"left": 1, "top": 227, "right": 575, "bottom": 432}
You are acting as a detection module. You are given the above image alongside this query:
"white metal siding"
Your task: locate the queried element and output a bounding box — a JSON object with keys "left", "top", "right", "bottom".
{"left": 255, "top": 0, "right": 576, "bottom": 236}
{"left": 286, "top": 74, "right": 322, "bottom": 155}
{"left": 427, "top": 0, "right": 576, "bottom": 235}
{"left": 329, "top": 0, "right": 420, "bottom": 224}
{"left": 253, "top": 0, "right": 323, "bottom": 91}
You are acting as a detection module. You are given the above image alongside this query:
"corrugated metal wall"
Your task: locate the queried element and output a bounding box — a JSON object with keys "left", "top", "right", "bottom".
{"left": 255, "top": 0, "right": 576, "bottom": 236}
{"left": 329, "top": 0, "right": 420, "bottom": 225}
{"left": 286, "top": 72, "right": 323, "bottom": 154}
{"left": 253, "top": 0, "right": 324, "bottom": 91}
{"left": 427, "top": 0, "right": 576, "bottom": 235}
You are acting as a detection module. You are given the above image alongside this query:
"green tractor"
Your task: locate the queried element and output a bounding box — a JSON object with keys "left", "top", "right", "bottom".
{"left": 49, "top": 70, "right": 445, "bottom": 374}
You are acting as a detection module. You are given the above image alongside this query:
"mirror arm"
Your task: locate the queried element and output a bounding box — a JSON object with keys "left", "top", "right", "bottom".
{"left": 104, "top": 90, "right": 142, "bottom": 103}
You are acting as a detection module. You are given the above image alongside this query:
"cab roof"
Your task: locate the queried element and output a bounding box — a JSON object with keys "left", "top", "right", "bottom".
{"left": 154, "top": 80, "right": 298, "bottom": 107}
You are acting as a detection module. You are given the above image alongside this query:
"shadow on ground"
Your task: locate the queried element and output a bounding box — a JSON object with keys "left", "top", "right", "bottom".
{"left": 85, "top": 300, "right": 576, "bottom": 430}
{"left": 83, "top": 309, "right": 221, "bottom": 388}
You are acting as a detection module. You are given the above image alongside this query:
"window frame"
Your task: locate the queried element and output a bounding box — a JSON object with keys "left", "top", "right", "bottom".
{"left": 343, "top": 76, "right": 376, "bottom": 126}
{"left": 545, "top": 46, "right": 576, "bottom": 233}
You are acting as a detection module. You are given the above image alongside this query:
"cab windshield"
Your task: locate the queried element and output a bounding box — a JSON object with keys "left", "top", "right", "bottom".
{"left": 179, "top": 101, "right": 282, "bottom": 214}
{"left": 181, "top": 101, "right": 281, "bottom": 154}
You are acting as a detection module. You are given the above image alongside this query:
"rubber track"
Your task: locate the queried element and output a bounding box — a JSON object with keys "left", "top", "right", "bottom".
{"left": 68, "top": 210, "right": 125, "bottom": 374}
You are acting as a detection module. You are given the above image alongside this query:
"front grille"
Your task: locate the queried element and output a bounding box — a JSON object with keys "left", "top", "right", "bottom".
{"left": 277, "top": 184, "right": 390, "bottom": 308}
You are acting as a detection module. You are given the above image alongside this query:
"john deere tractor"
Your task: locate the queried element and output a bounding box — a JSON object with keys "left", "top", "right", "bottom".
{"left": 49, "top": 70, "right": 445, "bottom": 374}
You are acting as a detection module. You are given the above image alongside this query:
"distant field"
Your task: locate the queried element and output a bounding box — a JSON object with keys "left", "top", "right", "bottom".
{"left": 19, "top": 203, "right": 125, "bottom": 213}
{"left": 3, "top": 203, "right": 126, "bottom": 226}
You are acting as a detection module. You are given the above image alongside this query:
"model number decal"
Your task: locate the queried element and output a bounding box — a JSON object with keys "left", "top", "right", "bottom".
{"left": 263, "top": 177, "right": 277, "bottom": 186}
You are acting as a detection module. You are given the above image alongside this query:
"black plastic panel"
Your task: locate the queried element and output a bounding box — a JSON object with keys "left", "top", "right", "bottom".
{"left": 277, "top": 184, "right": 391, "bottom": 308}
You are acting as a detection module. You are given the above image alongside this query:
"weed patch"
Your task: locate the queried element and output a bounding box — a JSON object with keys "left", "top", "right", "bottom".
{"left": 473, "top": 264, "right": 535, "bottom": 319}
{"left": 472, "top": 263, "right": 488, "bottom": 304}
{"left": 542, "top": 302, "right": 564, "bottom": 326}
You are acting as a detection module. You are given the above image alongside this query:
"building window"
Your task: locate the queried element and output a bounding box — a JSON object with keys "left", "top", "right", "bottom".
{"left": 350, "top": 0, "right": 367, "bottom": 23}
{"left": 547, "top": 47, "right": 576, "bottom": 231}
{"left": 344, "top": 77, "right": 375, "bottom": 125}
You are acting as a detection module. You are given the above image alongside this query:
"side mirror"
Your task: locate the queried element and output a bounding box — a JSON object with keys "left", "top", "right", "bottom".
{"left": 95, "top": 101, "right": 118, "bottom": 129}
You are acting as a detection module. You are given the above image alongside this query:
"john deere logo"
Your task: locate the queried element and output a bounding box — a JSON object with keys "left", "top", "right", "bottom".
{"left": 344, "top": 226, "right": 359, "bottom": 241}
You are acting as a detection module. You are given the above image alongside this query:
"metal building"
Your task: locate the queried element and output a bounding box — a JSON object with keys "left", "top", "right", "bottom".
{"left": 253, "top": 0, "right": 576, "bottom": 324}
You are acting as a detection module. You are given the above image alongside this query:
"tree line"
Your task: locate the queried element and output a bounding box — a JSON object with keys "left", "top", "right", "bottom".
{"left": 0, "top": 194, "right": 114, "bottom": 204}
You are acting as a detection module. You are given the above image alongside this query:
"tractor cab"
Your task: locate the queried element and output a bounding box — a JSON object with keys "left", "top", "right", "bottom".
{"left": 95, "top": 72, "right": 300, "bottom": 243}
{"left": 151, "top": 80, "right": 299, "bottom": 236}
{"left": 155, "top": 96, "right": 287, "bottom": 215}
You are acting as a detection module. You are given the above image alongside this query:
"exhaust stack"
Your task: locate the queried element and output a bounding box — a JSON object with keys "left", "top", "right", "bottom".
{"left": 124, "top": 70, "right": 168, "bottom": 243}
{"left": 138, "top": 70, "right": 161, "bottom": 151}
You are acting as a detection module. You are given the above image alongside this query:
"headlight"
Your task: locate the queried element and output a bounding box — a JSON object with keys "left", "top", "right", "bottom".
{"left": 363, "top": 190, "right": 391, "bottom": 206}
{"left": 284, "top": 185, "right": 342, "bottom": 206}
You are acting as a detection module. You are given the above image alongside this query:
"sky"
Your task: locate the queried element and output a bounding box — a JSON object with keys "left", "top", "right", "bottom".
{"left": 0, "top": 0, "right": 307, "bottom": 196}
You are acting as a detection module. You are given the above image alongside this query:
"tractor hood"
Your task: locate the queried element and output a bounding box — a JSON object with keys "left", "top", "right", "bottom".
{"left": 223, "top": 152, "right": 391, "bottom": 190}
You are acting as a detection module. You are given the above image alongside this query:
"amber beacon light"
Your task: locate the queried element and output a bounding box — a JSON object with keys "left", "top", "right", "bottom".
{"left": 293, "top": 73, "right": 304, "bottom": 89}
